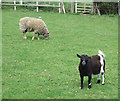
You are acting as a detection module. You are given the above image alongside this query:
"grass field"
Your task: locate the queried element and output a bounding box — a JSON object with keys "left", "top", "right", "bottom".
{"left": 2, "top": 9, "right": 118, "bottom": 99}
{"left": 0, "top": 9, "right": 2, "bottom": 101}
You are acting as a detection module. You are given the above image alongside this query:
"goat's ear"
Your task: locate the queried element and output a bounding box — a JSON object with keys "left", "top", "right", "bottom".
{"left": 77, "top": 54, "right": 81, "bottom": 58}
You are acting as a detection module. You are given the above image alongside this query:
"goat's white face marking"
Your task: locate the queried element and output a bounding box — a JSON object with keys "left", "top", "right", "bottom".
{"left": 82, "top": 60, "right": 86, "bottom": 66}
{"left": 78, "top": 54, "right": 90, "bottom": 66}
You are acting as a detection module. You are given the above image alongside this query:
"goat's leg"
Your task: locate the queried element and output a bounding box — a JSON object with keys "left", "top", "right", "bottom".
{"left": 80, "top": 75, "right": 83, "bottom": 89}
{"left": 32, "top": 33, "right": 36, "bottom": 40}
{"left": 23, "top": 32, "right": 27, "bottom": 39}
{"left": 97, "top": 73, "right": 101, "bottom": 83}
{"left": 38, "top": 34, "right": 40, "bottom": 40}
{"left": 101, "top": 72, "right": 105, "bottom": 85}
{"left": 88, "top": 75, "right": 92, "bottom": 89}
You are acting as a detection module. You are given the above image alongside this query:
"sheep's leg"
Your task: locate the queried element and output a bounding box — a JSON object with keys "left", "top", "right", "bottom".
{"left": 23, "top": 32, "right": 27, "bottom": 39}
{"left": 80, "top": 75, "right": 83, "bottom": 89}
{"left": 101, "top": 72, "right": 105, "bottom": 85}
{"left": 32, "top": 33, "right": 36, "bottom": 40}
{"left": 88, "top": 75, "right": 92, "bottom": 89}
{"left": 97, "top": 73, "right": 101, "bottom": 83}
{"left": 38, "top": 34, "right": 40, "bottom": 40}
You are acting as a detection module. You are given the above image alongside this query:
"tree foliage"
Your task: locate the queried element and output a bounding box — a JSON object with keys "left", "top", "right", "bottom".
{"left": 96, "top": 2, "right": 118, "bottom": 15}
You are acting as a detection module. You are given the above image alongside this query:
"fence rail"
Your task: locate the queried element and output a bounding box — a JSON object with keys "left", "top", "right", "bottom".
{"left": 1, "top": 3, "right": 60, "bottom": 8}
{"left": 0, "top": 1, "right": 66, "bottom": 13}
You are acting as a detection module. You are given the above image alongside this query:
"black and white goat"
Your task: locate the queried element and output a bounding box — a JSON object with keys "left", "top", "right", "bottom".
{"left": 77, "top": 50, "right": 105, "bottom": 89}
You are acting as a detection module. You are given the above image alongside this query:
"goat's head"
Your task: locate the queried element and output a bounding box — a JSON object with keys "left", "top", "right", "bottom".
{"left": 77, "top": 54, "right": 90, "bottom": 66}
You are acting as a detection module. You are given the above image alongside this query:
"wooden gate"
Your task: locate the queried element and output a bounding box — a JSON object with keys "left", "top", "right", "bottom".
{"left": 75, "top": 1, "right": 93, "bottom": 14}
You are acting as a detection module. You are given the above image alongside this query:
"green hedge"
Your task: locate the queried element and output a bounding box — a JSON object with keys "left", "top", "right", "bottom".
{"left": 96, "top": 2, "right": 118, "bottom": 15}
{"left": 1, "top": 2, "right": 118, "bottom": 15}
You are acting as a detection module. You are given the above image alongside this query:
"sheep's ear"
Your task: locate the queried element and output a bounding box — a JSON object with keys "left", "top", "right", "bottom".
{"left": 77, "top": 54, "right": 81, "bottom": 58}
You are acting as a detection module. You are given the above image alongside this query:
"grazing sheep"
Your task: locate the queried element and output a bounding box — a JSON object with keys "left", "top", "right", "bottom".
{"left": 77, "top": 50, "right": 105, "bottom": 89}
{"left": 19, "top": 17, "right": 50, "bottom": 40}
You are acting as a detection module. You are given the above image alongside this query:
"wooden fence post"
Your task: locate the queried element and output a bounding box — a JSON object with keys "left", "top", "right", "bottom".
{"left": 91, "top": 2, "right": 94, "bottom": 13}
{"left": 0, "top": 0, "right": 1, "bottom": 9}
{"left": 20, "top": 0, "right": 22, "bottom": 5}
{"left": 93, "top": 3, "right": 100, "bottom": 15}
{"left": 59, "top": 1, "right": 61, "bottom": 13}
{"left": 75, "top": 0, "right": 77, "bottom": 13}
{"left": 84, "top": 3, "right": 86, "bottom": 12}
{"left": 71, "top": 0, "right": 74, "bottom": 14}
{"left": 62, "top": 1, "right": 65, "bottom": 14}
{"left": 118, "top": 1, "right": 120, "bottom": 16}
{"left": 36, "top": 1, "right": 39, "bottom": 12}
{"left": 96, "top": 3, "right": 101, "bottom": 15}
{"left": 14, "top": 0, "right": 16, "bottom": 11}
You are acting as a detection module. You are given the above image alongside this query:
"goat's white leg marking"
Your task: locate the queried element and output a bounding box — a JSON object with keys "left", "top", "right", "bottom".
{"left": 97, "top": 74, "right": 100, "bottom": 80}
{"left": 89, "top": 83, "right": 91, "bottom": 86}
{"left": 97, "top": 73, "right": 101, "bottom": 83}
{"left": 32, "top": 33, "right": 36, "bottom": 40}
{"left": 102, "top": 72, "right": 105, "bottom": 85}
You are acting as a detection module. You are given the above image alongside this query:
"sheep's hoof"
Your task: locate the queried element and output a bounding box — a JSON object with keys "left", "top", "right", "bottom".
{"left": 97, "top": 80, "right": 100, "bottom": 84}
{"left": 32, "top": 37, "right": 34, "bottom": 40}
{"left": 44, "top": 37, "right": 48, "bottom": 40}
{"left": 102, "top": 83, "right": 105, "bottom": 85}
{"left": 23, "top": 37, "right": 27, "bottom": 39}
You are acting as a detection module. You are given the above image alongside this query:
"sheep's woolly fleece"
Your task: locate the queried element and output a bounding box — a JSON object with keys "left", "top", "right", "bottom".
{"left": 19, "top": 17, "right": 49, "bottom": 39}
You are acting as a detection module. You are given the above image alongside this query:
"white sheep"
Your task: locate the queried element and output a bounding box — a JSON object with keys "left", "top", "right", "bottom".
{"left": 19, "top": 17, "right": 50, "bottom": 40}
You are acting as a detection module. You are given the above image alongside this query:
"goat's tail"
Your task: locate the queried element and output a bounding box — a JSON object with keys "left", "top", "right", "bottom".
{"left": 98, "top": 50, "right": 105, "bottom": 58}
{"left": 98, "top": 50, "right": 105, "bottom": 85}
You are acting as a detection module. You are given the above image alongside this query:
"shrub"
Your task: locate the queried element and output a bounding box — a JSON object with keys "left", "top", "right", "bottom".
{"left": 96, "top": 2, "right": 118, "bottom": 15}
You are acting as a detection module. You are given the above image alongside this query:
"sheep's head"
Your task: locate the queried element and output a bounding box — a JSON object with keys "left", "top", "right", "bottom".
{"left": 77, "top": 54, "right": 90, "bottom": 66}
{"left": 44, "top": 33, "right": 50, "bottom": 40}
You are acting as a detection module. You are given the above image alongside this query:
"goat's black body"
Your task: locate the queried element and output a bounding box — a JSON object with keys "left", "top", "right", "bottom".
{"left": 79, "top": 59, "right": 92, "bottom": 76}
{"left": 91, "top": 55, "right": 101, "bottom": 75}
{"left": 79, "top": 55, "right": 102, "bottom": 76}
{"left": 77, "top": 53, "right": 105, "bottom": 89}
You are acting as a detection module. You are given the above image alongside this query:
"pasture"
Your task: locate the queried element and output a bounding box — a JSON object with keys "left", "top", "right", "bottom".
{"left": 2, "top": 9, "right": 118, "bottom": 99}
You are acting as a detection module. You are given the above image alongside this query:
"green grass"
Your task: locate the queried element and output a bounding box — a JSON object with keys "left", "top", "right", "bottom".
{"left": 0, "top": 9, "right": 2, "bottom": 101}
{"left": 2, "top": 9, "right": 118, "bottom": 99}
